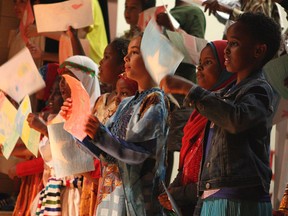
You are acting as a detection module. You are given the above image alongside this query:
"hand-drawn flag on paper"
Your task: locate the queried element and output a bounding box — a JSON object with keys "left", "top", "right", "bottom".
{"left": 15, "top": 95, "right": 40, "bottom": 156}
{"left": 19, "top": 0, "right": 35, "bottom": 44}
{"left": 272, "top": 98, "right": 288, "bottom": 125}
{"left": 141, "top": 18, "right": 184, "bottom": 85}
{"left": 34, "top": 0, "right": 93, "bottom": 32}
{"left": 264, "top": 54, "right": 288, "bottom": 99}
{"left": 138, "top": 5, "right": 166, "bottom": 32}
{"left": 0, "top": 47, "right": 45, "bottom": 103}
{"left": 48, "top": 122, "right": 95, "bottom": 178}
{"left": 166, "top": 30, "right": 207, "bottom": 65}
{"left": 0, "top": 92, "right": 19, "bottom": 159}
{"left": 63, "top": 75, "right": 90, "bottom": 141}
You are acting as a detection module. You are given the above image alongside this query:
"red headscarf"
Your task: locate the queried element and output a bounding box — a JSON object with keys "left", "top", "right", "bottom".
{"left": 179, "top": 40, "right": 236, "bottom": 185}
{"left": 39, "top": 63, "right": 59, "bottom": 101}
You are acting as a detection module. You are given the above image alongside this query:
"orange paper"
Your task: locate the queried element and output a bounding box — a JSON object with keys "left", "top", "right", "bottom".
{"left": 63, "top": 75, "right": 90, "bottom": 141}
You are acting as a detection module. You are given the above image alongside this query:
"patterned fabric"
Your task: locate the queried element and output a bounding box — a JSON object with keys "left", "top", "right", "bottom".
{"left": 35, "top": 176, "right": 83, "bottom": 216}
{"left": 90, "top": 88, "right": 169, "bottom": 216}
{"left": 91, "top": 91, "right": 122, "bottom": 215}
{"left": 95, "top": 163, "right": 125, "bottom": 216}
{"left": 92, "top": 92, "right": 118, "bottom": 125}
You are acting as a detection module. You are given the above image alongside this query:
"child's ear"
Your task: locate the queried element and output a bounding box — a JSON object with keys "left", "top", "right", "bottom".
{"left": 254, "top": 44, "right": 267, "bottom": 59}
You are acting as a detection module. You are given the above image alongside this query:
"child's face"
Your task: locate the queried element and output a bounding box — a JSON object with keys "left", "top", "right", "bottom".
{"left": 124, "top": 36, "right": 147, "bottom": 83}
{"left": 197, "top": 46, "right": 221, "bottom": 90}
{"left": 124, "top": 0, "right": 143, "bottom": 26}
{"left": 225, "top": 22, "right": 257, "bottom": 74}
{"left": 115, "top": 78, "right": 136, "bottom": 104}
{"left": 99, "top": 44, "right": 123, "bottom": 85}
{"left": 13, "top": 0, "right": 27, "bottom": 20}
{"left": 48, "top": 78, "right": 64, "bottom": 114}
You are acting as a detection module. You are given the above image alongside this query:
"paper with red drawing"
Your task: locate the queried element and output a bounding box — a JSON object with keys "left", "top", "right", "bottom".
{"left": 34, "top": 0, "right": 93, "bottom": 32}
{"left": 62, "top": 75, "right": 90, "bottom": 141}
{"left": 138, "top": 5, "right": 166, "bottom": 32}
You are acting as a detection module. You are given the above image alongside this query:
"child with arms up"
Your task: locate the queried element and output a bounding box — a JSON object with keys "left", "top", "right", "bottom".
{"left": 61, "top": 35, "right": 169, "bottom": 215}
{"left": 158, "top": 40, "right": 236, "bottom": 216}
{"left": 161, "top": 12, "right": 281, "bottom": 216}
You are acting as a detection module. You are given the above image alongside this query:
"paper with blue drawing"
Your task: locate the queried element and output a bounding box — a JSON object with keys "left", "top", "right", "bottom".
{"left": 141, "top": 18, "right": 184, "bottom": 85}
{"left": 15, "top": 95, "right": 40, "bottom": 157}
{"left": 0, "top": 92, "right": 19, "bottom": 159}
{"left": 34, "top": 0, "right": 93, "bottom": 33}
{"left": 0, "top": 47, "right": 45, "bottom": 103}
{"left": 0, "top": 93, "right": 41, "bottom": 159}
{"left": 62, "top": 74, "right": 90, "bottom": 141}
{"left": 47, "top": 121, "right": 95, "bottom": 178}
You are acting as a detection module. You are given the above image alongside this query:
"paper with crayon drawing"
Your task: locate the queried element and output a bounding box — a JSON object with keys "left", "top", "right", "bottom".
{"left": 138, "top": 5, "right": 166, "bottom": 32}
{"left": 166, "top": 30, "right": 207, "bottom": 65}
{"left": 63, "top": 75, "right": 90, "bottom": 141}
{"left": 264, "top": 54, "right": 288, "bottom": 99}
{"left": 15, "top": 95, "right": 40, "bottom": 156}
{"left": 272, "top": 98, "right": 288, "bottom": 125}
{"left": 34, "top": 0, "right": 93, "bottom": 32}
{"left": 141, "top": 18, "right": 184, "bottom": 85}
{"left": 0, "top": 47, "right": 45, "bottom": 103}
{"left": 48, "top": 122, "right": 95, "bottom": 178}
{"left": 0, "top": 92, "right": 19, "bottom": 159}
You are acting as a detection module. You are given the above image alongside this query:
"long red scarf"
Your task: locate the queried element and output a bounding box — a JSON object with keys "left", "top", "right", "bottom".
{"left": 179, "top": 75, "right": 236, "bottom": 185}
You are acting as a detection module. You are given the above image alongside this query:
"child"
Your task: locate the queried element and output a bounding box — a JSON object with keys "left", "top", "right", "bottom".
{"left": 92, "top": 38, "right": 130, "bottom": 118}
{"left": 33, "top": 55, "right": 100, "bottom": 216}
{"left": 61, "top": 35, "right": 169, "bottom": 215}
{"left": 122, "top": 0, "right": 156, "bottom": 40}
{"left": 114, "top": 72, "right": 138, "bottom": 105}
{"left": 158, "top": 40, "right": 236, "bottom": 216}
{"left": 160, "top": 12, "right": 281, "bottom": 216}
{"left": 78, "top": 38, "right": 130, "bottom": 216}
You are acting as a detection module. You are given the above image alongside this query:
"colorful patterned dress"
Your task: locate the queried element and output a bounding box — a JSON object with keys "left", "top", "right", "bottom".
{"left": 82, "top": 88, "right": 169, "bottom": 216}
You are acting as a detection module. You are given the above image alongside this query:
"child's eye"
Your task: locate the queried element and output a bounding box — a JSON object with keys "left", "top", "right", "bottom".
{"left": 228, "top": 41, "right": 238, "bottom": 47}
{"left": 121, "top": 92, "right": 128, "bottom": 96}
{"left": 202, "top": 60, "right": 213, "bottom": 67}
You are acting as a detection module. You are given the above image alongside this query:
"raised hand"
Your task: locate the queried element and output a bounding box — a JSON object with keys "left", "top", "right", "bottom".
{"left": 60, "top": 98, "right": 73, "bottom": 121}
{"left": 85, "top": 114, "right": 100, "bottom": 139}
{"left": 202, "top": 0, "right": 233, "bottom": 15}
{"left": 160, "top": 75, "right": 193, "bottom": 95}
{"left": 25, "top": 24, "right": 40, "bottom": 38}
{"left": 27, "top": 113, "right": 48, "bottom": 136}
{"left": 156, "top": 12, "right": 175, "bottom": 31}
{"left": 158, "top": 192, "right": 173, "bottom": 211}
{"left": 26, "top": 42, "right": 42, "bottom": 59}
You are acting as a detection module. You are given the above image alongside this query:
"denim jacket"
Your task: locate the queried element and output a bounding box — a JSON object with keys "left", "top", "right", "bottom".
{"left": 184, "top": 70, "right": 279, "bottom": 194}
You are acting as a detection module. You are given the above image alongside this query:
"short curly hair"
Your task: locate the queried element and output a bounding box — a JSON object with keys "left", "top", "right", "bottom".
{"left": 236, "top": 12, "right": 281, "bottom": 65}
{"left": 110, "top": 38, "right": 130, "bottom": 64}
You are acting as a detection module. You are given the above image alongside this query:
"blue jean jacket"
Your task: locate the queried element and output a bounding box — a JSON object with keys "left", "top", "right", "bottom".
{"left": 184, "top": 70, "right": 279, "bottom": 194}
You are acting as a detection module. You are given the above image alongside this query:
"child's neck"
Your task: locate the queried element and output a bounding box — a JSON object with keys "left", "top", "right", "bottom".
{"left": 138, "top": 83, "right": 158, "bottom": 92}
{"left": 236, "top": 67, "right": 261, "bottom": 84}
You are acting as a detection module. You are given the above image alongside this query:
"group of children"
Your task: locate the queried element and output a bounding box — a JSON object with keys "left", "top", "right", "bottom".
{"left": 0, "top": 0, "right": 285, "bottom": 216}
